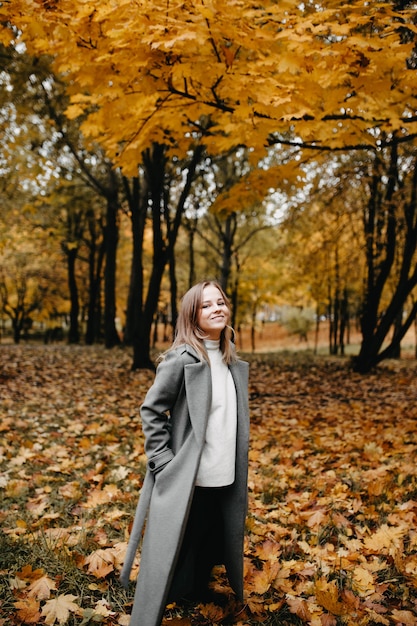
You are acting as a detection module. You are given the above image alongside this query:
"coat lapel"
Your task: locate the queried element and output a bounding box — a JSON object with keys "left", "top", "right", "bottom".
{"left": 230, "top": 361, "right": 249, "bottom": 413}
{"left": 184, "top": 361, "right": 212, "bottom": 446}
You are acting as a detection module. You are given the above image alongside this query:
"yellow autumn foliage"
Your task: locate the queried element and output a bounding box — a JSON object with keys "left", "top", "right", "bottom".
{"left": 1, "top": 1, "right": 416, "bottom": 173}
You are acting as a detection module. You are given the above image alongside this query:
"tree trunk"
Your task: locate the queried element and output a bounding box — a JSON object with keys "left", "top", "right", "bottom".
{"left": 314, "top": 306, "right": 320, "bottom": 355}
{"left": 134, "top": 256, "right": 167, "bottom": 370}
{"left": 132, "top": 144, "right": 166, "bottom": 370}
{"left": 186, "top": 217, "right": 198, "bottom": 290}
{"left": 219, "top": 213, "right": 237, "bottom": 292}
{"left": 251, "top": 305, "right": 256, "bottom": 352}
{"left": 124, "top": 176, "right": 147, "bottom": 346}
{"left": 103, "top": 183, "right": 121, "bottom": 348}
{"left": 230, "top": 250, "right": 240, "bottom": 331}
{"left": 169, "top": 251, "right": 178, "bottom": 337}
{"left": 353, "top": 143, "right": 417, "bottom": 372}
{"left": 67, "top": 247, "right": 80, "bottom": 344}
{"left": 385, "top": 309, "right": 403, "bottom": 359}
{"left": 85, "top": 216, "right": 106, "bottom": 345}
{"left": 132, "top": 143, "right": 204, "bottom": 370}
{"left": 415, "top": 310, "right": 417, "bottom": 359}
{"left": 12, "top": 314, "right": 23, "bottom": 344}
{"left": 338, "top": 288, "right": 348, "bottom": 356}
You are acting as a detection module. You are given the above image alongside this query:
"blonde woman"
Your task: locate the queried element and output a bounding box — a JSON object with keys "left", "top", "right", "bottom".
{"left": 121, "top": 280, "right": 250, "bottom": 626}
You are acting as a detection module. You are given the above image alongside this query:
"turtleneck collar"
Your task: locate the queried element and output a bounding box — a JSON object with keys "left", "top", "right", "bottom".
{"left": 204, "top": 339, "right": 220, "bottom": 351}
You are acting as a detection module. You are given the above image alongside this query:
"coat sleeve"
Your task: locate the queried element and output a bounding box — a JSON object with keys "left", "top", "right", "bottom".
{"left": 140, "top": 349, "right": 186, "bottom": 476}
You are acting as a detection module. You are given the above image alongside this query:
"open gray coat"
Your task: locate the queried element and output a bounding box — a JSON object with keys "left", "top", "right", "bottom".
{"left": 120, "top": 344, "right": 249, "bottom": 626}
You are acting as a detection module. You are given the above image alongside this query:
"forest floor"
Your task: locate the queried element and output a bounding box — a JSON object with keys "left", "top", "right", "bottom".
{"left": 1, "top": 343, "right": 417, "bottom": 625}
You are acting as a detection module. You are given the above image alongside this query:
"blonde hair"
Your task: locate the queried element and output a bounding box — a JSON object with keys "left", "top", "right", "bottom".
{"left": 168, "top": 280, "right": 237, "bottom": 365}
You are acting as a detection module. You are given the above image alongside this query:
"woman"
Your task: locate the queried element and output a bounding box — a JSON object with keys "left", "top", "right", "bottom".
{"left": 120, "top": 280, "right": 250, "bottom": 626}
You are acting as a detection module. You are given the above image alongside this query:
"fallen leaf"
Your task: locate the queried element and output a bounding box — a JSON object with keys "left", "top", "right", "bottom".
{"left": 351, "top": 566, "right": 376, "bottom": 597}
{"left": 41, "top": 594, "right": 80, "bottom": 625}
{"left": 14, "top": 598, "right": 41, "bottom": 624}
{"left": 390, "top": 609, "right": 416, "bottom": 625}
{"left": 315, "top": 578, "right": 346, "bottom": 616}
{"left": 286, "top": 595, "right": 312, "bottom": 620}
{"left": 84, "top": 549, "right": 115, "bottom": 578}
{"left": 27, "top": 575, "right": 57, "bottom": 600}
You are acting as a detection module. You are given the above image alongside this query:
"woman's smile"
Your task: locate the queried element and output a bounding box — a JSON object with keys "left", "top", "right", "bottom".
{"left": 198, "top": 285, "right": 230, "bottom": 340}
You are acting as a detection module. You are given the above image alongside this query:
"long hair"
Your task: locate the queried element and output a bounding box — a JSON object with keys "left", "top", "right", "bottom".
{"left": 167, "top": 280, "right": 236, "bottom": 364}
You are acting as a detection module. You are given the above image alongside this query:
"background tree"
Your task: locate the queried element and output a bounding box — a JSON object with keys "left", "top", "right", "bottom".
{"left": 354, "top": 140, "right": 417, "bottom": 372}
{"left": 281, "top": 157, "right": 365, "bottom": 356}
{"left": 127, "top": 142, "right": 205, "bottom": 370}
{"left": 0, "top": 222, "right": 66, "bottom": 343}
{"left": 3, "top": 48, "right": 123, "bottom": 347}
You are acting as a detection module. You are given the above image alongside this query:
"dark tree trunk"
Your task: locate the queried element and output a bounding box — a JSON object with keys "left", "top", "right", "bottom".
{"left": 103, "top": 183, "right": 121, "bottom": 348}
{"left": 132, "top": 143, "right": 204, "bottom": 370}
{"left": 186, "top": 217, "right": 198, "bottom": 290}
{"left": 135, "top": 255, "right": 167, "bottom": 370}
{"left": 339, "top": 288, "right": 348, "bottom": 356}
{"left": 123, "top": 176, "right": 147, "bottom": 346}
{"left": 169, "top": 251, "right": 178, "bottom": 337}
{"left": 385, "top": 309, "right": 403, "bottom": 359}
{"left": 353, "top": 142, "right": 417, "bottom": 372}
{"left": 85, "top": 232, "right": 97, "bottom": 346}
{"left": 415, "top": 311, "right": 417, "bottom": 359}
{"left": 251, "top": 305, "right": 256, "bottom": 353}
{"left": 85, "top": 214, "right": 106, "bottom": 345}
{"left": 314, "top": 307, "right": 320, "bottom": 355}
{"left": 12, "top": 313, "right": 24, "bottom": 344}
{"left": 219, "top": 213, "right": 237, "bottom": 292}
{"left": 230, "top": 250, "right": 240, "bottom": 331}
{"left": 67, "top": 247, "right": 80, "bottom": 344}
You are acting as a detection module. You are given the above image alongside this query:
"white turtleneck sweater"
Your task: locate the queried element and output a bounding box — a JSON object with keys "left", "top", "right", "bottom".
{"left": 195, "top": 339, "right": 237, "bottom": 487}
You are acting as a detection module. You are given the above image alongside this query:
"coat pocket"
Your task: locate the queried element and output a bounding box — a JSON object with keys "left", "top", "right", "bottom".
{"left": 148, "top": 448, "right": 174, "bottom": 475}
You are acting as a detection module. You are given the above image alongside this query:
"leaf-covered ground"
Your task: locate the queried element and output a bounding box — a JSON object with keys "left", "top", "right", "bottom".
{"left": 1, "top": 345, "right": 417, "bottom": 626}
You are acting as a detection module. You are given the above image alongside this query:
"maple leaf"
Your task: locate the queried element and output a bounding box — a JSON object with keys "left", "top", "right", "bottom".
{"left": 198, "top": 602, "right": 227, "bottom": 622}
{"left": 364, "top": 610, "right": 390, "bottom": 625}
{"left": 89, "top": 599, "right": 116, "bottom": 618}
{"left": 58, "top": 481, "right": 82, "bottom": 499}
{"left": 41, "top": 594, "right": 80, "bottom": 625}
{"left": 108, "top": 541, "right": 128, "bottom": 569}
{"left": 94, "top": 600, "right": 114, "bottom": 617}
{"left": 83, "top": 549, "right": 115, "bottom": 578}
{"left": 364, "top": 524, "right": 408, "bottom": 553}
{"left": 83, "top": 483, "right": 122, "bottom": 508}
{"left": 247, "top": 560, "right": 280, "bottom": 595}
{"left": 27, "top": 575, "right": 57, "bottom": 600}
{"left": 301, "top": 507, "right": 328, "bottom": 529}
{"left": 16, "top": 564, "right": 45, "bottom": 582}
{"left": 351, "top": 566, "right": 376, "bottom": 597}
{"left": 286, "top": 595, "right": 312, "bottom": 621}
{"left": 244, "top": 595, "right": 268, "bottom": 617}
{"left": 252, "top": 539, "right": 281, "bottom": 562}
{"left": 315, "top": 578, "right": 346, "bottom": 616}
{"left": 14, "top": 598, "right": 41, "bottom": 624}
{"left": 390, "top": 609, "right": 416, "bottom": 625}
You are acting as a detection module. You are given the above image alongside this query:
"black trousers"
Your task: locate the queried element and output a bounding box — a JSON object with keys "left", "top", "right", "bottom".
{"left": 168, "top": 485, "right": 231, "bottom": 601}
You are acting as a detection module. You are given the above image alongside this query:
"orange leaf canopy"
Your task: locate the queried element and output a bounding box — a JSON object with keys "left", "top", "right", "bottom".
{"left": 2, "top": 0, "right": 417, "bottom": 173}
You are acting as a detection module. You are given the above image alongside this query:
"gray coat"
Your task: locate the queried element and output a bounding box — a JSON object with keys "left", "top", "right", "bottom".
{"left": 120, "top": 344, "right": 250, "bottom": 626}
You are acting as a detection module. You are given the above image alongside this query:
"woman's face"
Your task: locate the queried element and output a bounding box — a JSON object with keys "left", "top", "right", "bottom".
{"left": 198, "top": 284, "right": 230, "bottom": 340}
